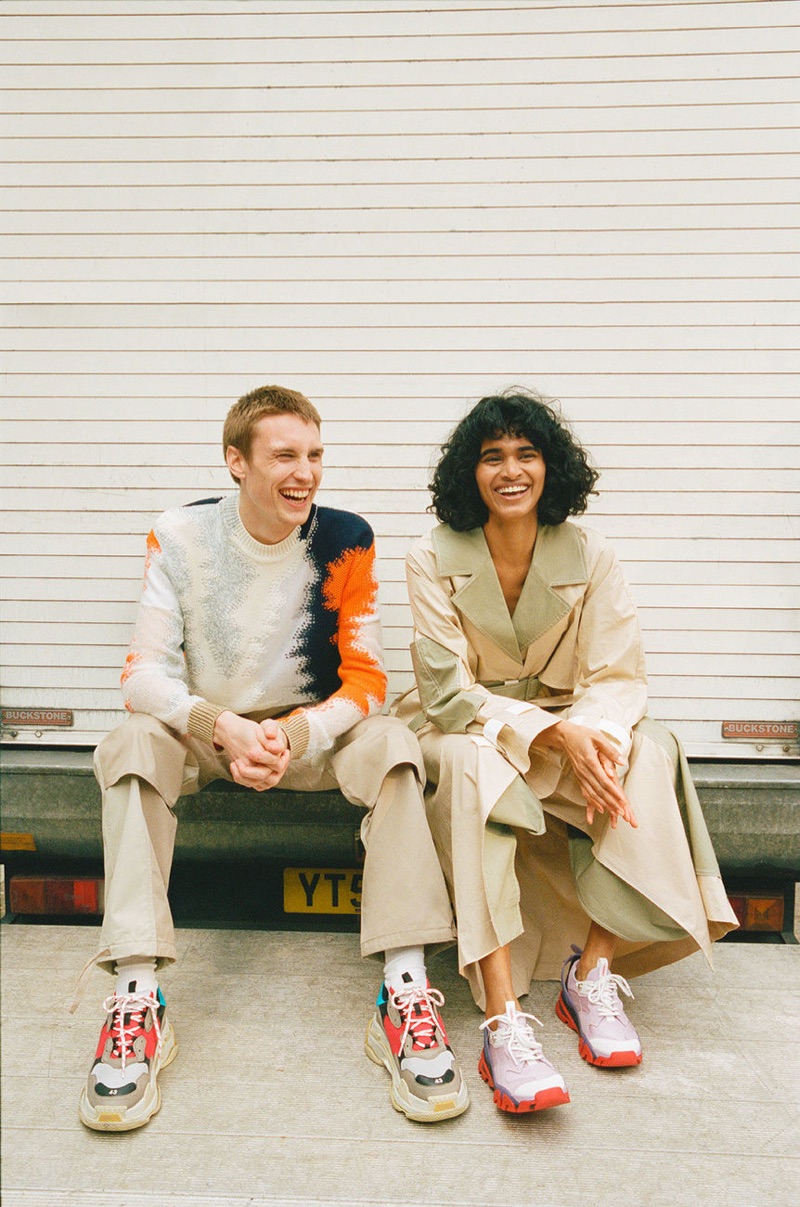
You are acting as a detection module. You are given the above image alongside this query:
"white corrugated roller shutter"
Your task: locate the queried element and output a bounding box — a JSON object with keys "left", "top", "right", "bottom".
{"left": 1, "top": 0, "right": 798, "bottom": 758}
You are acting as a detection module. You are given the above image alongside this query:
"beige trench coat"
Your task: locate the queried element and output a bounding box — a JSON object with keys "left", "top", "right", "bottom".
{"left": 395, "top": 520, "right": 737, "bottom": 1006}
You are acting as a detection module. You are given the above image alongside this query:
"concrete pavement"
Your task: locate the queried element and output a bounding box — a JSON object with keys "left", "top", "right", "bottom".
{"left": 2, "top": 924, "right": 798, "bottom": 1207}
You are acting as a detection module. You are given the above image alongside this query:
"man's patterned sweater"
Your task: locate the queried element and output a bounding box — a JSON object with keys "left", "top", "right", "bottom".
{"left": 120, "top": 495, "right": 387, "bottom": 761}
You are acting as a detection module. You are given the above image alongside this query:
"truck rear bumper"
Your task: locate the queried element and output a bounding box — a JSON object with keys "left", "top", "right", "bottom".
{"left": 2, "top": 748, "right": 799, "bottom": 872}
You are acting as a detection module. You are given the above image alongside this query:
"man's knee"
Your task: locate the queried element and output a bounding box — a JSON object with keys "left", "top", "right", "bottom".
{"left": 330, "top": 714, "right": 425, "bottom": 808}
{"left": 94, "top": 713, "right": 190, "bottom": 806}
{"left": 342, "top": 713, "right": 423, "bottom": 769}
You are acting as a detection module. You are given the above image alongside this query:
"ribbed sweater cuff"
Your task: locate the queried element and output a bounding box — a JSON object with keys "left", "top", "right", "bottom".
{"left": 278, "top": 712, "right": 310, "bottom": 760}
{"left": 187, "top": 700, "right": 226, "bottom": 745}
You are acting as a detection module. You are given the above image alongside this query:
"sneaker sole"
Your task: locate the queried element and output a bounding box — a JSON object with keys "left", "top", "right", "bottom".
{"left": 478, "top": 1051, "right": 569, "bottom": 1114}
{"left": 364, "top": 1014, "right": 469, "bottom": 1123}
{"left": 555, "top": 992, "right": 642, "bottom": 1068}
{"left": 78, "top": 1018, "right": 178, "bottom": 1132}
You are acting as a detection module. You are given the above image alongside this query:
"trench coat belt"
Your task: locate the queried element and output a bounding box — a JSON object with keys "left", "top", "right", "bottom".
{"left": 479, "top": 678, "right": 577, "bottom": 709}
{"left": 405, "top": 678, "right": 578, "bottom": 731}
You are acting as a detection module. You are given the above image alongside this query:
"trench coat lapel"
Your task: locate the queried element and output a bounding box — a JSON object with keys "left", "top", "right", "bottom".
{"left": 431, "top": 522, "right": 588, "bottom": 660}
{"left": 516, "top": 523, "right": 589, "bottom": 648}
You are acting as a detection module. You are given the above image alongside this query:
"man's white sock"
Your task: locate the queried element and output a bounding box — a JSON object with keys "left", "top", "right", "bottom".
{"left": 383, "top": 946, "right": 427, "bottom": 990}
{"left": 114, "top": 956, "right": 159, "bottom": 998}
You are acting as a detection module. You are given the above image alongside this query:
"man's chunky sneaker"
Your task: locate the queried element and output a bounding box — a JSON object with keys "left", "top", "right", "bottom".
{"left": 556, "top": 947, "right": 642, "bottom": 1067}
{"left": 79, "top": 987, "right": 177, "bottom": 1131}
{"left": 365, "top": 974, "right": 469, "bottom": 1122}
{"left": 479, "top": 1002, "right": 570, "bottom": 1114}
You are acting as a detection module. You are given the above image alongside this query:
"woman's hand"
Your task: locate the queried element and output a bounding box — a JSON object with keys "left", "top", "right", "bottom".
{"left": 532, "top": 719, "right": 638, "bottom": 829}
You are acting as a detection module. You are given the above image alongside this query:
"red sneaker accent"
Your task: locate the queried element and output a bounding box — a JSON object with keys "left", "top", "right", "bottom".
{"left": 95, "top": 998, "right": 161, "bottom": 1064}
{"left": 479, "top": 1051, "right": 570, "bottom": 1113}
{"left": 556, "top": 951, "right": 643, "bottom": 1068}
{"left": 555, "top": 991, "right": 577, "bottom": 1032}
{"left": 578, "top": 1038, "right": 642, "bottom": 1068}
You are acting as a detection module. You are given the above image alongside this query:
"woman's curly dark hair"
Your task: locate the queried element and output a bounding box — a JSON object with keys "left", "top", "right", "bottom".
{"left": 429, "top": 389, "right": 599, "bottom": 531}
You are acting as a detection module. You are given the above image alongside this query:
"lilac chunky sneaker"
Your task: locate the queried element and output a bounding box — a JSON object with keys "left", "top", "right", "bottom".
{"left": 556, "top": 947, "right": 642, "bottom": 1067}
{"left": 478, "top": 1002, "right": 570, "bottom": 1114}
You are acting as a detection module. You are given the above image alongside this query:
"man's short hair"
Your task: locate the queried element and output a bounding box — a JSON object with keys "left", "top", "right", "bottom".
{"left": 223, "top": 385, "right": 322, "bottom": 483}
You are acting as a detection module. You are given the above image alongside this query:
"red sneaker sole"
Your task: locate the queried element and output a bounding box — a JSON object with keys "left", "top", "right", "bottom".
{"left": 555, "top": 993, "right": 642, "bottom": 1067}
{"left": 478, "top": 1052, "right": 570, "bottom": 1114}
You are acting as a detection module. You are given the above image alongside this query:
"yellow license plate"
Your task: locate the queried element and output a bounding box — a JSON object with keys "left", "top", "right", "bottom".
{"left": 283, "top": 868, "right": 362, "bottom": 915}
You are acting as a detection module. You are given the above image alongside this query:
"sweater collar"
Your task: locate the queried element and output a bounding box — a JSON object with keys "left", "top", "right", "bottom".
{"left": 221, "top": 493, "right": 306, "bottom": 561}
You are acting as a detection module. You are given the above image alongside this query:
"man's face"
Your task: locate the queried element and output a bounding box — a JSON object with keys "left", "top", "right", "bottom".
{"left": 226, "top": 412, "right": 323, "bottom": 545}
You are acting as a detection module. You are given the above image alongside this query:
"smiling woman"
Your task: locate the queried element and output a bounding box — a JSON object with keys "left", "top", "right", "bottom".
{"left": 476, "top": 434, "right": 546, "bottom": 520}
{"left": 395, "top": 387, "right": 738, "bottom": 1115}
{"left": 475, "top": 433, "right": 547, "bottom": 615}
{"left": 429, "top": 392, "right": 598, "bottom": 533}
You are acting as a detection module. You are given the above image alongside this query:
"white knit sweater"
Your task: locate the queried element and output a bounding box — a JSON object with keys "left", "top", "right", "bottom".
{"left": 121, "top": 495, "right": 387, "bottom": 761}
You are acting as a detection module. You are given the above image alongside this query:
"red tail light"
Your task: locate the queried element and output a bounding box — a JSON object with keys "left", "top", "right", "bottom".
{"left": 727, "top": 892, "right": 785, "bottom": 932}
{"left": 9, "top": 875, "right": 103, "bottom": 916}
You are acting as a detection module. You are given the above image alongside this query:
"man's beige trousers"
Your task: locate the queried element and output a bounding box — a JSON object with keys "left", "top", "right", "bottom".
{"left": 92, "top": 712, "right": 456, "bottom": 974}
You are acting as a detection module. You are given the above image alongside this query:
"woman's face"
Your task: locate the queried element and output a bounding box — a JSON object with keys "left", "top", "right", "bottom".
{"left": 475, "top": 431, "right": 546, "bottom": 524}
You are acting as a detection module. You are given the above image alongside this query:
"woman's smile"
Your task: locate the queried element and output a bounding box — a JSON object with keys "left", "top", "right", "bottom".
{"left": 475, "top": 433, "right": 546, "bottom": 523}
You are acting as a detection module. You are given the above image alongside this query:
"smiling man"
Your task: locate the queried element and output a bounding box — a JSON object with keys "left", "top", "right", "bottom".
{"left": 78, "top": 385, "right": 467, "bottom": 1132}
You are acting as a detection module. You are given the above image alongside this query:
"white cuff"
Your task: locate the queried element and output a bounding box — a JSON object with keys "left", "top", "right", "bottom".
{"left": 570, "top": 715, "right": 632, "bottom": 758}
{"left": 483, "top": 718, "right": 504, "bottom": 748}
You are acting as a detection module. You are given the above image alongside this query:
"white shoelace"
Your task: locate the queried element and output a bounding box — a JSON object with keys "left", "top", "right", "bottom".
{"left": 577, "top": 959, "right": 635, "bottom": 1020}
{"left": 390, "top": 983, "right": 445, "bottom": 1052}
{"left": 480, "top": 1007, "right": 545, "bottom": 1066}
{"left": 101, "top": 991, "right": 162, "bottom": 1069}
